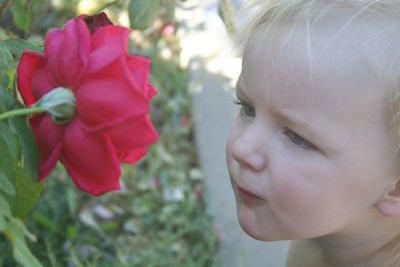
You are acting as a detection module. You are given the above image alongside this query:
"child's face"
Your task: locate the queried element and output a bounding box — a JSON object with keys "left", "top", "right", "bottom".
{"left": 226, "top": 23, "right": 398, "bottom": 241}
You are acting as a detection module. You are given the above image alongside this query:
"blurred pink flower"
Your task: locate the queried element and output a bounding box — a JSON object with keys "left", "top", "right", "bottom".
{"left": 180, "top": 116, "right": 191, "bottom": 127}
{"left": 161, "top": 24, "right": 175, "bottom": 38}
{"left": 151, "top": 176, "right": 161, "bottom": 188}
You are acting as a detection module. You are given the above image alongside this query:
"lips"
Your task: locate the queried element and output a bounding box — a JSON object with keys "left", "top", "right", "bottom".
{"left": 233, "top": 180, "right": 264, "bottom": 203}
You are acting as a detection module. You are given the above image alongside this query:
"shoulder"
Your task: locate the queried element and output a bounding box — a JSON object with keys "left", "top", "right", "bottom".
{"left": 285, "top": 240, "right": 324, "bottom": 267}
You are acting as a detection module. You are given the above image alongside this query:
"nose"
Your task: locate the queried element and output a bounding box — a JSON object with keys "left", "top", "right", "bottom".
{"left": 231, "top": 124, "right": 267, "bottom": 171}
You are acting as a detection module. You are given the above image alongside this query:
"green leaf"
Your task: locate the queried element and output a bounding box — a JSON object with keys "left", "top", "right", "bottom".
{"left": 0, "top": 193, "right": 11, "bottom": 216}
{"left": 7, "top": 166, "right": 45, "bottom": 220}
{"left": 0, "top": 215, "right": 42, "bottom": 267}
{"left": 0, "top": 85, "right": 17, "bottom": 112}
{"left": 32, "top": 211, "right": 58, "bottom": 232}
{"left": 10, "top": 116, "right": 39, "bottom": 180}
{"left": 9, "top": 216, "right": 36, "bottom": 241}
{"left": 66, "top": 224, "right": 78, "bottom": 239}
{"left": 0, "top": 135, "right": 15, "bottom": 188}
{"left": 0, "top": 121, "right": 19, "bottom": 162}
{"left": 66, "top": 187, "right": 78, "bottom": 214}
{"left": 0, "top": 215, "right": 5, "bottom": 231}
{"left": 10, "top": 0, "right": 31, "bottom": 33}
{"left": 13, "top": 241, "right": 43, "bottom": 267}
{"left": 0, "top": 117, "right": 44, "bottom": 219}
{"left": 0, "top": 39, "right": 42, "bottom": 58}
{"left": 128, "top": 0, "right": 161, "bottom": 30}
{"left": 0, "top": 45, "right": 16, "bottom": 92}
{"left": 7, "top": 217, "right": 43, "bottom": 267}
{"left": 0, "top": 168, "right": 16, "bottom": 196}
{"left": 0, "top": 46, "right": 14, "bottom": 71}
{"left": 0, "top": 95, "right": 6, "bottom": 113}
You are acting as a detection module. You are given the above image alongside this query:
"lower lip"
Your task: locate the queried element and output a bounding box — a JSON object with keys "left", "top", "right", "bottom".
{"left": 235, "top": 185, "right": 264, "bottom": 203}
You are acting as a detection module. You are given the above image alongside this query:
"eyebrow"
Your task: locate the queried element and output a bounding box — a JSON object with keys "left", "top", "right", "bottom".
{"left": 235, "top": 79, "right": 326, "bottom": 144}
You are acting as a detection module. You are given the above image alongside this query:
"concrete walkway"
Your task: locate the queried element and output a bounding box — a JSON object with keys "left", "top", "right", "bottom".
{"left": 178, "top": 1, "right": 289, "bottom": 267}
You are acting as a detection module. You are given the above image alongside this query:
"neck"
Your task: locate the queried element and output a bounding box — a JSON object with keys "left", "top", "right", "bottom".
{"left": 313, "top": 210, "right": 400, "bottom": 267}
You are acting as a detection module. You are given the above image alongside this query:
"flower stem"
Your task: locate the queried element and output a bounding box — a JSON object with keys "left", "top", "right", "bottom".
{"left": 0, "top": 106, "right": 43, "bottom": 121}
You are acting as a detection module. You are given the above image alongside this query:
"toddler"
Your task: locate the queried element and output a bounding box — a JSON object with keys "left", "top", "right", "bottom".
{"left": 225, "top": 1, "right": 400, "bottom": 266}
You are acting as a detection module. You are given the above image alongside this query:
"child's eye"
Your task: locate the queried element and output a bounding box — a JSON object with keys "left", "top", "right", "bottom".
{"left": 285, "top": 129, "right": 316, "bottom": 151}
{"left": 234, "top": 99, "right": 255, "bottom": 118}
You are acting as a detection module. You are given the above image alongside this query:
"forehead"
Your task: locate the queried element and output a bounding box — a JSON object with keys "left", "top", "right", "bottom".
{"left": 241, "top": 19, "right": 385, "bottom": 123}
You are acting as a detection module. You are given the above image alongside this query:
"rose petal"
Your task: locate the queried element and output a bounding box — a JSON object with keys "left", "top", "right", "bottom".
{"left": 86, "top": 26, "right": 130, "bottom": 75}
{"left": 126, "top": 55, "right": 157, "bottom": 100}
{"left": 76, "top": 58, "right": 149, "bottom": 133}
{"left": 32, "top": 64, "right": 57, "bottom": 102}
{"left": 91, "top": 25, "right": 129, "bottom": 54}
{"left": 29, "top": 115, "right": 65, "bottom": 180}
{"left": 107, "top": 115, "right": 159, "bottom": 150}
{"left": 61, "top": 120, "right": 121, "bottom": 196}
{"left": 45, "top": 18, "right": 91, "bottom": 88}
{"left": 17, "top": 51, "right": 55, "bottom": 105}
{"left": 147, "top": 83, "right": 158, "bottom": 100}
{"left": 120, "top": 147, "right": 148, "bottom": 164}
{"left": 87, "top": 27, "right": 158, "bottom": 101}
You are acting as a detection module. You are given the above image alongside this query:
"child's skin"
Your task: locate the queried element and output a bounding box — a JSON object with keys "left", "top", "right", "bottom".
{"left": 226, "top": 13, "right": 400, "bottom": 267}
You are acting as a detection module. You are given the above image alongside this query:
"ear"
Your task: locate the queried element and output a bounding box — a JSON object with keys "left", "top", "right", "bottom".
{"left": 376, "top": 179, "right": 400, "bottom": 217}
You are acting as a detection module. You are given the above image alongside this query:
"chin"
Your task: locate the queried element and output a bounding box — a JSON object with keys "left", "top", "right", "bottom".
{"left": 236, "top": 202, "right": 286, "bottom": 241}
{"left": 238, "top": 220, "right": 270, "bottom": 241}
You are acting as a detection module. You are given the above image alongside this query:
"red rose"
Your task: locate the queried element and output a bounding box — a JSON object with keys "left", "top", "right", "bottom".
{"left": 17, "top": 13, "right": 159, "bottom": 196}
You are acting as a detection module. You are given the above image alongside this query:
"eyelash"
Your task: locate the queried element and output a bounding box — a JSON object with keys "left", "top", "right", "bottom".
{"left": 284, "top": 129, "right": 316, "bottom": 151}
{"left": 233, "top": 99, "right": 255, "bottom": 118}
{"left": 233, "top": 98, "right": 316, "bottom": 151}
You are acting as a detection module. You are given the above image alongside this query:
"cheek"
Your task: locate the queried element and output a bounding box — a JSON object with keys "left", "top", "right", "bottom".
{"left": 267, "top": 150, "right": 329, "bottom": 206}
{"left": 225, "top": 118, "right": 243, "bottom": 164}
{"left": 266, "top": 152, "right": 384, "bottom": 238}
{"left": 226, "top": 121, "right": 239, "bottom": 181}
{"left": 268, "top": 164, "right": 325, "bottom": 214}
{"left": 266, "top": 156, "right": 349, "bottom": 237}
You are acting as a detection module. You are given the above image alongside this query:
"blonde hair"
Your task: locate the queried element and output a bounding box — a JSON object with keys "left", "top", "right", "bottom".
{"left": 234, "top": 1, "right": 400, "bottom": 266}
{"left": 236, "top": 1, "right": 400, "bottom": 44}
{"left": 236, "top": 0, "right": 400, "bottom": 146}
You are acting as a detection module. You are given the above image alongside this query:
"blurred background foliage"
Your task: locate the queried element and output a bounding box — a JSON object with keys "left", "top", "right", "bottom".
{"left": 0, "top": 0, "right": 220, "bottom": 266}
